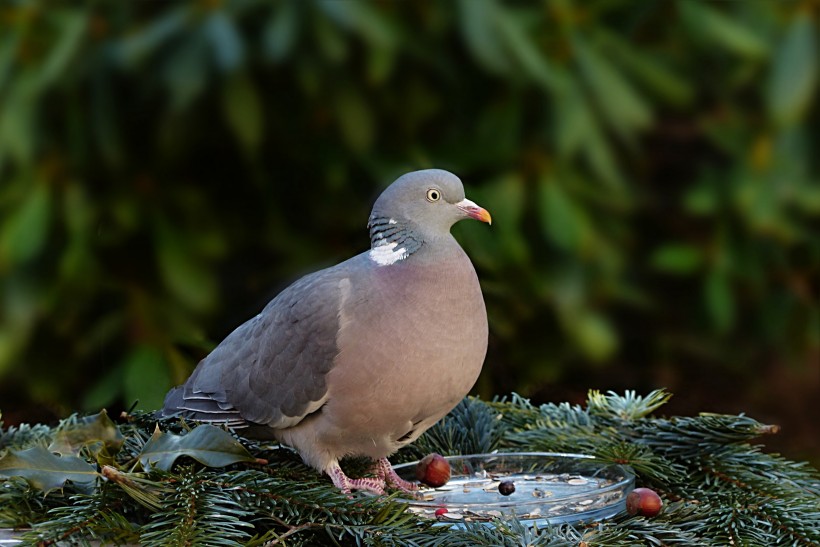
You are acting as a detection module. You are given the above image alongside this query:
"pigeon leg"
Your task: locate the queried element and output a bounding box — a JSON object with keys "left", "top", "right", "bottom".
{"left": 327, "top": 462, "right": 385, "bottom": 495}
{"left": 376, "top": 457, "right": 418, "bottom": 493}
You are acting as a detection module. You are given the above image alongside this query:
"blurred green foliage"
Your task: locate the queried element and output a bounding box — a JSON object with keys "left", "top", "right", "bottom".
{"left": 0, "top": 1, "right": 818, "bottom": 458}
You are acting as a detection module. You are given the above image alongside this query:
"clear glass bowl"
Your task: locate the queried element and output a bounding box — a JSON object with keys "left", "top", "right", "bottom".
{"left": 393, "top": 452, "right": 635, "bottom": 526}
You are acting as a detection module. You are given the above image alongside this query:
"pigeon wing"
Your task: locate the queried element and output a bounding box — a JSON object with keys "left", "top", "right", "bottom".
{"left": 164, "top": 267, "right": 349, "bottom": 430}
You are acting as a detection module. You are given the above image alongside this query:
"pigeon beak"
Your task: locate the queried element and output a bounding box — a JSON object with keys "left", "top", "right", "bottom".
{"left": 456, "top": 199, "right": 492, "bottom": 225}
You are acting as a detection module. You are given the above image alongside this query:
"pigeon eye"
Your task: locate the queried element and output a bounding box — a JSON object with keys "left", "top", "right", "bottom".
{"left": 426, "top": 189, "right": 441, "bottom": 202}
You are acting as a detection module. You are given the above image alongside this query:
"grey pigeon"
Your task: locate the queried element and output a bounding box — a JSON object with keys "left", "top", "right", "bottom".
{"left": 162, "top": 169, "right": 491, "bottom": 494}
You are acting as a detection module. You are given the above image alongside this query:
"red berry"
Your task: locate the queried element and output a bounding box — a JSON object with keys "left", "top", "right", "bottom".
{"left": 626, "top": 487, "right": 663, "bottom": 517}
{"left": 415, "top": 453, "right": 451, "bottom": 487}
{"left": 434, "top": 507, "right": 447, "bottom": 517}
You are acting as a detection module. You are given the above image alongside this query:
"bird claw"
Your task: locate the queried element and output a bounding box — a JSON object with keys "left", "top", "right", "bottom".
{"left": 327, "top": 458, "right": 418, "bottom": 496}
{"left": 376, "top": 457, "right": 418, "bottom": 494}
{"left": 327, "top": 463, "right": 386, "bottom": 495}
{"left": 344, "top": 477, "right": 386, "bottom": 495}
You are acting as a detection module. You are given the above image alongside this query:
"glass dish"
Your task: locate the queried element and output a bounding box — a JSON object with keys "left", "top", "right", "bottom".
{"left": 393, "top": 452, "right": 634, "bottom": 526}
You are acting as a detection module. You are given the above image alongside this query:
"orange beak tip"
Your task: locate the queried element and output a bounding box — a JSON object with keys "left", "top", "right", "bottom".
{"left": 457, "top": 199, "right": 492, "bottom": 225}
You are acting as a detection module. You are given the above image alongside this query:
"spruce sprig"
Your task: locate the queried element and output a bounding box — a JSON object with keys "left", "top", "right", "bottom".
{"left": 0, "top": 390, "right": 818, "bottom": 546}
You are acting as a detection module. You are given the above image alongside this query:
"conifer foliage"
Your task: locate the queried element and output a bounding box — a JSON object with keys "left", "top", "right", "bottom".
{"left": 1, "top": 391, "right": 818, "bottom": 546}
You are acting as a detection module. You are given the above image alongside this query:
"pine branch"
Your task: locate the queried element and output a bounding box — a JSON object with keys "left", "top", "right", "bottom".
{"left": 629, "top": 413, "right": 782, "bottom": 459}
{"left": 0, "top": 422, "right": 54, "bottom": 452}
{"left": 1, "top": 391, "right": 819, "bottom": 546}
{"left": 398, "top": 397, "right": 506, "bottom": 460}
{"left": 0, "top": 476, "right": 58, "bottom": 528}
{"left": 587, "top": 389, "right": 674, "bottom": 420}
{"left": 698, "top": 445, "right": 820, "bottom": 497}
{"left": 140, "top": 466, "right": 253, "bottom": 547}
{"left": 20, "top": 487, "right": 142, "bottom": 546}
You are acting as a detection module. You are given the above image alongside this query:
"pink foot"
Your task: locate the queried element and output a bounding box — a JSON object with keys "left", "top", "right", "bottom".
{"left": 375, "top": 457, "right": 418, "bottom": 493}
{"left": 327, "top": 462, "right": 385, "bottom": 495}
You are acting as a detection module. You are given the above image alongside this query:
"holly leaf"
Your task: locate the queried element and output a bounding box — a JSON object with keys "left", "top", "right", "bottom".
{"left": 0, "top": 446, "right": 98, "bottom": 493}
{"left": 48, "top": 410, "right": 124, "bottom": 459}
{"left": 138, "top": 425, "right": 258, "bottom": 471}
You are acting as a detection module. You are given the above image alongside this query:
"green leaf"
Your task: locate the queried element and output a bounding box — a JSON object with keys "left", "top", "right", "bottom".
{"left": 0, "top": 274, "right": 37, "bottom": 376}
{"left": 0, "top": 183, "right": 52, "bottom": 266}
{"left": 334, "top": 86, "right": 374, "bottom": 153}
{"left": 222, "top": 72, "right": 264, "bottom": 153}
{"left": 537, "top": 177, "right": 590, "bottom": 252}
{"left": 155, "top": 221, "right": 218, "bottom": 313}
{"left": 37, "top": 10, "right": 87, "bottom": 88}
{"left": 122, "top": 345, "right": 171, "bottom": 412}
{"left": 138, "top": 425, "right": 258, "bottom": 471}
{"left": 0, "top": 327, "right": 25, "bottom": 377}
{"left": 82, "top": 362, "right": 125, "bottom": 411}
{"left": 48, "top": 410, "right": 124, "bottom": 459}
{"left": 567, "top": 309, "right": 618, "bottom": 363}
{"left": 704, "top": 269, "right": 735, "bottom": 333}
{"left": 91, "top": 68, "right": 124, "bottom": 167}
{"left": 115, "top": 7, "right": 188, "bottom": 67}
{"left": 650, "top": 244, "right": 703, "bottom": 274}
{"left": 0, "top": 29, "right": 22, "bottom": 92}
{"left": 0, "top": 76, "right": 37, "bottom": 165}
{"left": 554, "top": 78, "right": 591, "bottom": 158}
{"left": 475, "top": 174, "right": 528, "bottom": 264}
{"left": 313, "top": 9, "right": 348, "bottom": 64}
{"left": 573, "top": 34, "right": 652, "bottom": 138}
{"left": 58, "top": 183, "right": 96, "bottom": 281}
{"left": 0, "top": 446, "right": 97, "bottom": 493}
{"left": 583, "top": 122, "right": 624, "bottom": 189}
{"left": 680, "top": 2, "right": 768, "bottom": 59}
{"left": 684, "top": 181, "right": 720, "bottom": 216}
{"left": 596, "top": 30, "right": 693, "bottom": 106}
{"left": 495, "top": 8, "right": 562, "bottom": 92}
{"left": 317, "top": 0, "right": 395, "bottom": 48}
{"left": 204, "top": 11, "right": 244, "bottom": 72}
{"left": 552, "top": 77, "right": 624, "bottom": 188}
{"left": 481, "top": 173, "right": 525, "bottom": 227}
{"left": 262, "top": 0, "right": 300, "bottom": 63}
{"left": 366, "top": 43, "right": 394, "bottom": 84}
{"left": 457, "top": 0, "right": 508, "bottom": 74}
{"left": 162, "top": 33, "right": 209, "bottom": 112}
{"left": 768, "top": 12, "right": 817, "bottom": 126}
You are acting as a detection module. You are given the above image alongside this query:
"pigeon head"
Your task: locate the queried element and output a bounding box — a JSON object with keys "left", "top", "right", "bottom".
{"left": 368, "top": 170, "right": 491, "bottom": 254}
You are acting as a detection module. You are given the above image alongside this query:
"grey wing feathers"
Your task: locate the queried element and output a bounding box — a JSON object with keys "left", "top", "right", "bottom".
{"left": 162, "top": 386, "right": 247, "bottom": 428}
{"left": 162, "top": 269, "right": 346, "bottom": 430}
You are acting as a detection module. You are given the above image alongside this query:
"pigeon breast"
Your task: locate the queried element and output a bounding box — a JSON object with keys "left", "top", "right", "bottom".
{"left": 277, "top": 240, "right": 487, "bottom": 467}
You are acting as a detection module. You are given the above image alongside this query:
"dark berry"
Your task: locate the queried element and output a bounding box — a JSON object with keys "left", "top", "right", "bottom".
{"left": 498, "top": 480, "right": 515, "bottom": 496}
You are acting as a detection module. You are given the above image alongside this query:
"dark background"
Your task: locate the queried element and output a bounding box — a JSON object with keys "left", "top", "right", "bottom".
{"left": 0, "top": 1, "right": 818, "bottom": 465}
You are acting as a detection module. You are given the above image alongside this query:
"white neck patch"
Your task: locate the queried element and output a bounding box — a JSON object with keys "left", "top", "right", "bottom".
{"left": 369, "top": 241, "right": 408, "bottom": 266}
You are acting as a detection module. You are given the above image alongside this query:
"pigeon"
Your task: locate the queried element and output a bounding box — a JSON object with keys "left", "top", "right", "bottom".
{"left": 162, "top": 169, "right": 491, "bottom": 494}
